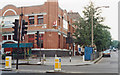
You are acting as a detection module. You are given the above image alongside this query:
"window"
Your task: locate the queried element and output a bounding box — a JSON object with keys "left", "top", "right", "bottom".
{"left": 63, "top": 37, "right": 66, "bottom": 49}
{"left": 28, "top": 34, "right": 34, "bottom": 42}
{"left": 4, "top": 35, "right": 7, "bottom": 40}
{"left": 38, "top": 34, "right": 44, "bottom": 48}
{"left": 58, "top": 17, "right": 60, "bottom": 26}
{"left": 63, "top": 19, "right": 68, "bottom": 30}
{"left": 8, "top": 35, "right": 11, "bottom": 40}
{"left": 58, "top": 35, "right": 60, "bottom": 48}
{"left": 28, "top": 34, "right": 34, "bottom": 48}
{"left": 29, "top": 16, "right": 34, "bottom": 25}
{"left": 28, "top": 35, "right": 34, "bottom": 38}
{"left": 37, "top": 15, "right": 43, "bottom": 24}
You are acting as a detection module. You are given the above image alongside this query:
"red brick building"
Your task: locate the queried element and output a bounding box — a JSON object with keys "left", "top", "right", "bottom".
{"left": 0, "top": 0, "right": 80, "bottom": 56}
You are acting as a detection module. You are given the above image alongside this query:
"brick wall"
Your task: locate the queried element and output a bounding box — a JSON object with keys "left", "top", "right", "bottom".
{"left": 1, "top": 0, "right": 78, "bottom": 54}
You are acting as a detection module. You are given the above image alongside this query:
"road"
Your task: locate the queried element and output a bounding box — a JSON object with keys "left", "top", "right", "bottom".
{"left": 1, "top": 51, "right": 119, "bottom": 75}
{"left": 69, "top": 51, "right": 118, "bottom": 73}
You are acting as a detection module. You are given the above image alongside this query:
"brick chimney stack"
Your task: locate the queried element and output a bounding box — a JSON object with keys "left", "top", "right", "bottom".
{"left": 47, "top": 0, "right": 58, "bottom": 2}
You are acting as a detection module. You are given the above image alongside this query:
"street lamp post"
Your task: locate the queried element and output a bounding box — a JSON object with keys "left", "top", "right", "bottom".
{"left": 91, "top": 6, "right": 109, "bottom": 47}
{"left": 91, "top": 10, "right": 93, "bottom": 47}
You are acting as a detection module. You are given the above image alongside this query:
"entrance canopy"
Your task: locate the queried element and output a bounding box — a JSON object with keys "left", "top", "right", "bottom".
{"left": 2, "top": 43, "right": 33, "bottom": 48}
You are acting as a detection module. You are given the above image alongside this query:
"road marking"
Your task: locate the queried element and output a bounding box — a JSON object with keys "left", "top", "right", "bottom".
{"left": 95, "top": 58, "right": 103, "bottom": 64}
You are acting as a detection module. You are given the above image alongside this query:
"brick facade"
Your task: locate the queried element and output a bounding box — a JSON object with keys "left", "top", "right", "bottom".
{"left": 0, "top": 0, "right": 80, "bottom": 56}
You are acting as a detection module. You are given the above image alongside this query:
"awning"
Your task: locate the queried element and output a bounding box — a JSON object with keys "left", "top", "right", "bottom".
{"left": 2, "top": 43, "right": 33, "bottom": 48}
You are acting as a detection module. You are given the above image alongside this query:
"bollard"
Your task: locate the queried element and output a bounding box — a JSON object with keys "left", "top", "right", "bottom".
{"left": 42, "top": 54, "right": 46, "bottom": 64}
{"left": 70, "top": 57, "right": 71, "bottom": 62}
{"left": 69, "top": 51, "right": 72, "bottom": 62}
{"left": 83, "top": 55, "right": 85, "bottom": 61}
{"left": 5, "top": 56, "right": 12, "bottom": 69}
{"left": 55, "top": 54, "right": 57, "bottom": 57}
{"left": 54, "top": 57, "right": 61, "bottom": 71}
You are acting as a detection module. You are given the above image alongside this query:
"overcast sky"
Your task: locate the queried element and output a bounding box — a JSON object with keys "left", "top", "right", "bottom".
{"left": 0, "top": 0, "right": 119, "bottom": 40}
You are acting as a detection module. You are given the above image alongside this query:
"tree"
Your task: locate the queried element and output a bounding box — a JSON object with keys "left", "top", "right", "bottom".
{"left": 111, "top": 40, "right": 119, "bottom": 49}
{"left": 73, "top": 2, "right": 112, "bottom": 51}
{"left": 118, "top": 41, "right": 120, "bottom": 50}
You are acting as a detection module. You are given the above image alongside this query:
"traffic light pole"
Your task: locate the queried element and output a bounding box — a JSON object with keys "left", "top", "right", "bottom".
{"left": 16, "top": 21, "right": 20, "bottom": 70}
{"left": 39, "top": 34, "right": 41, "bottom": 62}
{"left": 69, "top": 44, "right": 71, "bottom": 62}
{"left": 16, "top": 13, "right": 23, "bottom": 69}
{"left": 16, "top": 27, "right": 20, "bottom": 69}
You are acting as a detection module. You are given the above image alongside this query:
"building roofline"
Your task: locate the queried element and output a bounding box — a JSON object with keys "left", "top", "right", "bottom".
{"left": 1, "top": 4, "right": 17, "bottom": 10}
{"left": 0, "top": 3, "right": 45, "bottom": 10}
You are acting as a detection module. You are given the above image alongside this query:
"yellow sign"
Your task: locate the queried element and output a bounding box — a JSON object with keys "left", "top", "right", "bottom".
{"left": 6, "top": 58, "right": 9, "bottom": 60}
{"left": 55, "top": 59, "right": 59, "bottom": 62}
{"left": 5, "top": 61, "right": 9, "bottom": 67}
{"left": 54, "top": 57, "right": 61, "bottom": 71}
{"left": 5, "top": 56, "right": 12, "bottom": 69}
{"left": 55, "top": 63, "right": 58, "bottom": 68}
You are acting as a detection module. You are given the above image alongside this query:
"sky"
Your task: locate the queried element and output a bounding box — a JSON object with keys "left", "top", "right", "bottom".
{"left": 0, "top": 0, "right": 119, "bottom": 40}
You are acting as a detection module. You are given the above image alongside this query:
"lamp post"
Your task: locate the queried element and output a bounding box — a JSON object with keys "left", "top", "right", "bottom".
{"left": 91, "top": 6, "right": 109, "bottom": 47}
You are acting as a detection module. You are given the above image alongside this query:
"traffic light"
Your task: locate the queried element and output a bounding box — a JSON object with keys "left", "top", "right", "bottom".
{"left": 21, "top": 20, "right": 28, "bottom": 41}
{"left": 35, "top": 31, "right": 40, "bottom": 46}
{"left": 12, "top": 19, "right": 19, "bottom": 41}
{"left": 66, "top": 32, "right": 71, "bottom": 44}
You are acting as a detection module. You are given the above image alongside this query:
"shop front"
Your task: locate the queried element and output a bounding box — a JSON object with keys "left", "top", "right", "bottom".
{"left": 2, "top": 43, "right": 33, "bottom": 59}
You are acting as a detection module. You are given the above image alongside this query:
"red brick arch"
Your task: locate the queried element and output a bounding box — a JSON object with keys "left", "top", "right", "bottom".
{"left": 2, "top": 5, "right": 18, "bottom": 16}
{"left": 3, "top": 41, "right": 16, "bottom": 54}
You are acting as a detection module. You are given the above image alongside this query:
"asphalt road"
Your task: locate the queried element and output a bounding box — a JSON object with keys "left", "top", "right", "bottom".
{"left": 1, "top": 51, "right": 119, "bottom": 75}
{"left": 70, "top": 51, "right": 118, "bottom": 73}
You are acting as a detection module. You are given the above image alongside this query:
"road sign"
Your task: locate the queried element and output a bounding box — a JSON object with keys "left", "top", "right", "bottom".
{"left": 78, "top": 48, "right": 81, "bottom": 53}
{"left": 5, "top": 56, "right": 12, "bottom": 69}
{"left": 54, "top": 57, "right": 61, "bottom": 71}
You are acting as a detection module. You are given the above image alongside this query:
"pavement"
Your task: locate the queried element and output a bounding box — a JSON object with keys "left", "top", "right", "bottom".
{"left": 0, "top": 51, "right": 118, "bottom": 74}
{"left": 1, "top": 56, "right": 102, "bottom": 66}
{"left": 0, "top": 55, "right": 102, "bottom": 66}
{"left": 0, "top": 54, "right": 103, "bottom": 74}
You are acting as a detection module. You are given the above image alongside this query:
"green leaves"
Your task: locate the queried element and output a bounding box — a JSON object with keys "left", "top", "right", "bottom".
{"left": 73, "top": 1, "right": 112, "bottom": 51}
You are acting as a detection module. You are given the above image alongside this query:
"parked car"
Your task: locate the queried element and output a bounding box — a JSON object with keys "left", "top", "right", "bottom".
{"left": 102, "top": 50, "right": 111, "bottom": 57}
{"left": 113, "top": 49, "right": 117, "bottom": 52}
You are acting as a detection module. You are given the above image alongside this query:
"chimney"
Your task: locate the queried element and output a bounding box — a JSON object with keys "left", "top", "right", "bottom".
{"left": 47, "top": 0, "right": 58, "bottom": 2}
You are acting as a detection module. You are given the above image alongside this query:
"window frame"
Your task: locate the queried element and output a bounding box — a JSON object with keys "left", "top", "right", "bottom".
{"left": 8, "top": 35, "right": 11, "bottom": 40}
{"left": 29, "top": 16, "right": 35, "bottom": 25}
{"left": 37, "top": 15, "right": 44, "bottom": 25}
{"left": 4, "top": 35, "right": 7, "bottom": 40}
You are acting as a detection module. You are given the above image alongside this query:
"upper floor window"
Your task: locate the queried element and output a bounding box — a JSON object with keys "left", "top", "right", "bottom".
{"left": 3, "top": 35, "right": 7, "bottom": 40}
{"left": 28, "top": 34, "right": 34, "bottom": 38}
{"left": 8, "top": 35, "right": 11, "bottom": 40}
{"left": 28, "top": 34, "right": 34, "bottom": 41}
{"left": 37, "top": 15, "right": 43, "bottom": 24}
{"left": 28, "top": 34, "right": 34, "bottom": 48}
{"left": 58, "top": 17, "right": 60, "bottom": 26}
{"left": 29, "top": 16, "right": 34, "bottom": 25}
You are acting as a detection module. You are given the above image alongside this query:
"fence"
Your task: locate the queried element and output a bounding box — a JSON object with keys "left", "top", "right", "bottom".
{"left": 91, "top": 52, "right": 102, "bottom": 61}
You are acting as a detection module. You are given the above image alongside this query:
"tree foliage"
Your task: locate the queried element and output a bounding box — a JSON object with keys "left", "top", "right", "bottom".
{"left": 73, "top": 2, "right": 112, "bottom": 51}
{"left": 111, "top": 40, "right": 119, "bottom": 49}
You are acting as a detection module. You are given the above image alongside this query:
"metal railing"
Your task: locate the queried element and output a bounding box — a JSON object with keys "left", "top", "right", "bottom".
{"left": 91, "top": 52, "right": 101, "bottom": 61}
